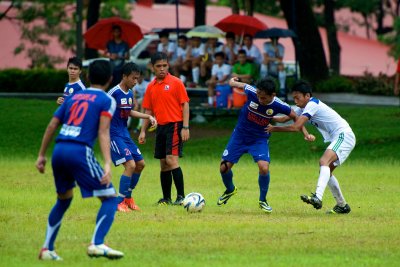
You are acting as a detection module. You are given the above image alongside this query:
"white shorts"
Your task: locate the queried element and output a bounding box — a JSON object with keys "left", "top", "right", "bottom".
{"left": 327, "top": 131, "right": 356, "bottom": 166}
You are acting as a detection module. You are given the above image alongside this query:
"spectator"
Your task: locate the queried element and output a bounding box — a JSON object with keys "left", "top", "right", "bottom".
{"left": 394, "top": 57, "right": 400, "bottom": 96}
{"left": 231, "top": 49, "right": 259, "bottom": 85}
{"left": 241, "top": 34, "right": 262, "bottom": 66}
{"left": 134, "top": 69, "right": 150, "bottom": 131}
{"left": 105, "top": 25, "right": 130, "bottom": 88}
{"left": 201, "top": 37, "right": 223, "bottom": 84}
{"left": 187, "top": 36, "right": 205, "bottom": 87}
{"left": 222, "top": 31, "right": 240, "bottom": 66}
{"left": 56, "top": 57, "right": 86, "bottom": 105}
{"left": 157, "top": 31, "right": 176, "bottom": 63}
{"left": 205, "top": 51, "right": 232, "bottom": 107}
{"left": 171, "top": 34, "right": 191, "bottom": 84}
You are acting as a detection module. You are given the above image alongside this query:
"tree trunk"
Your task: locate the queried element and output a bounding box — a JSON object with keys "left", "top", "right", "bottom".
{"left": 231, "top": 0, "right": 239, "bottom": 14}
{"left": 280, "top": 0, "right": 329, "bottom": 82}
{"left": 375, "top": 0, "right": 384, "bottom": 34}
{"left": 84, "top": 0, "right": 101, "bottom": 59}
{"left": 244, "top": 0, "right": 255, "bottom": 16}
{"left": 194, "top": 0, "right": 206, "bottom": 26}
{"left": 324, "top": 0, "right": 341, "bottom": 75}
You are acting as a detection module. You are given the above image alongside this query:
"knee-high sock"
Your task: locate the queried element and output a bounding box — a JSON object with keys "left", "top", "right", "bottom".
{"left": 258, "top": 172, "right": 270, "bottom": 202}
{"left": 117, "top": 175, "right": 131, "bottom": 203}
{"left": 192, "top": 67, "right": 200, "bottom": 84}
{"left": 43, "top": 198, "right": 72, "bottom": 250}
{"left": 221, "top": 169, "right": 234, "bottom": 192}
{"left": 91, "top": 197, "right": 118, "bottom": 245}
{"left": 160, "top": 170, "right": 172, "bottom": 200}
{"left": 126, "top": 173, "right": 141, "bottom": 198}
{"left": 328, "top": 175, "right": 346, "bottom": 206}
{"left": 172, "top": 167, "right": 184, "bottom": 197}
{"left": 315, "top": 166, "right": 331, "bottom": 200}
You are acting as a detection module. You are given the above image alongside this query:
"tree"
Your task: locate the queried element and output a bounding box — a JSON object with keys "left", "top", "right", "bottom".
{"left": 84, "top": 0, "right": 101, "bottom": 59}
{"left": 324, "top": 0, "right": 341, "bottom": 74}
{"left": 280, "top": 0, "right": 329, "bottom": 82}
{"left": 194, "top": 0, "right": 206, "bottom": 26}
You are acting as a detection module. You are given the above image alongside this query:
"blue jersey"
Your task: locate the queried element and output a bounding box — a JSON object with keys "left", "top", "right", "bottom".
{"left": 108, "top": 85, "right": 134, "bottom": 138}
{"left": 235, "top": 84, "right": 291, "bottom": 139}
{"left": 63, "top": 80, "right": 86, "bottom": 99}
{"left": 54, "top": 88, "right": 116, "bottom": 148}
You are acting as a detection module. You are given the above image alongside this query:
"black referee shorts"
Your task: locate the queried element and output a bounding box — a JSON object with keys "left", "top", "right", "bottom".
{"left": 154, "top": 121, "right": 183, "bottom": 159}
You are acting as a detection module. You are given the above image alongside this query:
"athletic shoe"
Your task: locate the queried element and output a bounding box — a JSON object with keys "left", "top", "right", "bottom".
{"left": 117, "top": 201, "right": 131, "bottom": 212}
{"left": 259, "top": 200, "right": 273, "bottom": 213}
{"left": 327, "top": 204, "right": 351, "bottom": 214}
{"left": 87, "top": 244, "right": 124, "bottom": 259}
{"left": 124, "top": 197, "right": 140, "bottom": 211}
{"left": 217, "top": 186, "right": 238, "bottom": 206}
{"left": 173, "top": 195, "right": 185, "bottom": 206}
{"left": 157, "top": 198, "right": 172, "bottom": 206}
{"left": 38, "top": 248, "right": 62, "bottom": 261}
{"left": 300, "top": 193, "right": 323, "bottom": 209}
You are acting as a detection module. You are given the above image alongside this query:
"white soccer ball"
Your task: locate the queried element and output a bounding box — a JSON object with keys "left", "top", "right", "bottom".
{"left": 183, "top": 192, "right": 205, "bottom": 213}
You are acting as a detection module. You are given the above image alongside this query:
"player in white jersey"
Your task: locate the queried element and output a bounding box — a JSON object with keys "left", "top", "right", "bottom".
{"left": 266, "top": 80, "right": 355, "bottom": 214}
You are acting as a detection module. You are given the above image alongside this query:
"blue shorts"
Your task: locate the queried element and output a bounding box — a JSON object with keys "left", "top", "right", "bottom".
{"left": 110, "top": 136, "right": 143, "bottom": 166}
{"left": 222, "top": 130, "right": 270, "bottom": 163}
{"left": 51, "top": 142, "right": 116, "bottom": 198}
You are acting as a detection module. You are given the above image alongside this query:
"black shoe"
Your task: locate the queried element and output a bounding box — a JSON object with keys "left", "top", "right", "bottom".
{"left": 157, "top": 198, "right": 172, "bottom": 206}
{"left": 327, "top": 204, "right": 351, "bottom": 214}
{"left": 300, "top": 193, "right": 322, "bottom": 209}
{"left": 173, "top": 195, "right": 185, "bottom": 206}
{"left": 217, "top": 186, "right": 238, "bottom": 206}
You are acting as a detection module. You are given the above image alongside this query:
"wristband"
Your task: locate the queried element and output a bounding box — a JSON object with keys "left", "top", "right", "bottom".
{"left": 182, "top": 126, "right": 189, "bottom": 130}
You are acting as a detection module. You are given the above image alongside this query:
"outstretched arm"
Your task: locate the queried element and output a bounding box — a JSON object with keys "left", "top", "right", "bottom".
{"left": 130, "top": 110, "right": 157, "bottom": 128}
{"left": 228, "top": 77, "right": 247, "bottom": 89}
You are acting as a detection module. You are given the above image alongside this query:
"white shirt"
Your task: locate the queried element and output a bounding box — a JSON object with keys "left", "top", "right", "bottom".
{"left": 212, "top": 63, "right": 231, "bottom": 83}
{"left": 190, "top": 43, "right": 205, "bottom": 58}
{"left": 295, "top": 98, "right": 353, "bottom": 142}
{"left": 134, "top": 80, "right": 149, "bottom": 99}
{"left": 241, "top": 44, "right": 262, "bottom": 65}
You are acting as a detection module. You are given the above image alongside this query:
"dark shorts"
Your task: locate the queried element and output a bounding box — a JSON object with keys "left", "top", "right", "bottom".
{"left": 154, "top": 122, "right": 183, "bottom": 159}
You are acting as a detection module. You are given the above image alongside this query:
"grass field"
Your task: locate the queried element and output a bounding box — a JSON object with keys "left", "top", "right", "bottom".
{"left": 0, "top": 98, "right": 399, "bottom": 267}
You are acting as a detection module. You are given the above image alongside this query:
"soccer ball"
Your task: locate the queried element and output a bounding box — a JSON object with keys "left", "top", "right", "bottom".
{"left": 183, "top": 192, "right": 205, "bottom": 213}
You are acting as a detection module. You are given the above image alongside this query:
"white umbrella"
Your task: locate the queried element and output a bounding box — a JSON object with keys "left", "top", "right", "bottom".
{"left": 186, "top": 25, "right": 225, "bottom": 38}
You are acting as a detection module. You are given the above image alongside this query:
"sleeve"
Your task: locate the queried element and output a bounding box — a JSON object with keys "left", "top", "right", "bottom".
{"left": 211, "top": 65, "right": 218, "bottom": 76}
{"left": 142, "top": 87, "right": 153, "bottom": 110}
{"left": 178, "top": 81, "right": 190, "bottom": 104}
{"left": 244, "top": 84, "right": 256, "bottom": 96}
{"left": 54, "top": 103, "right": 67, "bottom": 122}
{"left": 101, "top": 96, "right": 116, "bottom": 118}
{"left": 302, "top": 101, "right": 318, "bottom": 119}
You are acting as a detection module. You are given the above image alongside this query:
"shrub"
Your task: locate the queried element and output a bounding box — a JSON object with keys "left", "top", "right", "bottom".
{"left": 314, "top": 75, "right": 354, "bottom": 93}
{"left": 352, "top": 72, "right": 394, "bottom": 96}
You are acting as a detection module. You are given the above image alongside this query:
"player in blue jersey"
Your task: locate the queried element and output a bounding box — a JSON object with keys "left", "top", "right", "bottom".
{"left": 36, "top": 60, "right": 124, "bottom": 260}
{"left": 56, "top": 57, "right": 86, "bottom": 105}
{"left": 217, "top": 77, "right": 314, "bottom": 213}
{"left": 108, "top": 62, "right": 157, "bottom": 212}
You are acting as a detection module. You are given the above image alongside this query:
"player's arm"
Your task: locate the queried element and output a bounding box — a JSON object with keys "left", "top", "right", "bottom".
{"left": 228, "top": 77, "right": 246, "bottom": 89}
{"left": 286, "top": 110, "right": 315, "bottom": 142}
{"left": 98, "top": 115, "right": 112, "bottom": 187}
{"left": 130, "top": 110, "right": 157, "bottom": 127}
{"left": 266, "top": 115, "right": 309, "bottom": 133}
{"left": 181, "top": 102, "right": 190, "bottom": 142}
{"left": 36, "top": 117, "right": 61, "bottom": 173}
{"left": 271, "top": 115, "right": 291, "bottom": 123}
{"left": 138, "top": 109, "right": 154, "bottom": 144}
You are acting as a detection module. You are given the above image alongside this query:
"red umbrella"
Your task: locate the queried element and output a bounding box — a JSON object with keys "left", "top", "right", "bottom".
{"left": 83, "top": 17, "right": 143, "bottom": 50}
{"left": 215, "top": 14, "right": 268, "bottom": 37}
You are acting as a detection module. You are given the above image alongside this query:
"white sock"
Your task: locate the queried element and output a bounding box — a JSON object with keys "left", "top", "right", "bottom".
{"left": 179, "top": 74, "right": 186, "bottom": 83}
{"left": 315, "top": 166, "right": 330, "bottom": 200}
{"left": 328, "top": 175, "right": 346, "bottom": 207}
{"left": 192, "top": 67, "right": 200, "bottom": 84}
{"left": 208, "top": 96, "right": 214, "bottom": 105}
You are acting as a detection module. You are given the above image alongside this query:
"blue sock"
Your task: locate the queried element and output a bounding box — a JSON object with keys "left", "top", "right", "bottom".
{"left": 118, "top": 175, "right": 131, "bottom": 203}
{"left": 126, "top": 173, "right": 141, "bottom": 198}
{"left": 43, "top": 198, "right": 72, "bottom": 250}
{"left": 221, "top": 169, "right": 234, "bottom": 192}
{"left": 258, "top": 172, "right": 270, "bottom": 202}
{"left": 91, "top": 197, "right": 118, "bottom": 245}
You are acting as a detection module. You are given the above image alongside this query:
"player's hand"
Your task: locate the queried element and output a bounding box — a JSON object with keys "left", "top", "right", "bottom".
{"left": 265, "top": 124, "right": 274, "bottom": 133}
{"left": 181, "top": 128, "right": 190, "bottom": 142}
{"left": 100, "top": 163, "right": 112, "bottom": 187}
{"left": 304, "top": 134, "right": 316, "bottom": 142}
{"left": 36, "top": 156, "right": 47, "bottom": 173}
{"left": 138, "top": 132, "right": 146, "bottom": 144}
{"left": 56, "top": 97, "right": 64, "bottom": 105}
{"left": 148, "top": 116, "right": 157, "bottom": 128}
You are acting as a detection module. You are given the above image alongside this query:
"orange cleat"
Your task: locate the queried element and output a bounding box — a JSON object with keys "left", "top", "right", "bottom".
{"left": 117, "top": 201, "right": 131, "bottom": 212}
{"left": 124, "top": 197, "right": 141, "bottom": 211}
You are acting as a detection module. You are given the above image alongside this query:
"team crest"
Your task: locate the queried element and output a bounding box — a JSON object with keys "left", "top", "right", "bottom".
{"left": 121, "top": 98, "right": 127, "bottom": 105}
{"left": 249, "top": 101, "right": 259, "bottom": 109}
{"left": 129, "top": 98, "right": 133, "bottom": 105}
{"left": 164, "top": 85, "right": 170, "bottom": 90}
{"left": 266, "top": 109, "right": 274, "bottom": 115}
{"left": 68, "top": 88, "right": 74, "bottom": 94}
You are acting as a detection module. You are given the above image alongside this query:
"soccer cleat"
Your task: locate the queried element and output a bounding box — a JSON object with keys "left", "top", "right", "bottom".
{"left": 124, "top": 197, "right": 140, "bottom": 211}
{"left": 38, "top": 248, "right": 62, "bottom": 261}
{"left": 300, "top": 193, "right": 323, "bottom": 209}
{"left": 117, "top": 201, "right": 131, "bottom": 212}
{"left": 259, "top": 200, "right": 273, "bottom": 213}
{"left": 217, "top": 186, "right": 238, "bottom": 206}
{"left": 327, "top": 204, "right": 351, "bottom": 214}
{"left": 157, "top": 198, "right": 172, "bottom": 206}
{"left": 87, "top": 244, "right": 124, "bottom": 259}
{"left": 173, "top": 195, "right": 185, "bottom": 206}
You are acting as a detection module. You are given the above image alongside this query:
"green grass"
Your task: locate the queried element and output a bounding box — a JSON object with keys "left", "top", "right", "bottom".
{"left": 0, "top": 98, "right": 399, "bottom": 266}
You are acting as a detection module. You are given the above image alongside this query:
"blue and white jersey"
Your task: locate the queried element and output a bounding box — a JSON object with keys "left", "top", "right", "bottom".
{"left": 54, "top": 88, "right": 116, "bottom": 148}
{"left": 63, "top": 80, "right": 86, "bottom": 99}
{"left": 108, "top": 85, "right": 134, "bottom": 138}
{"left": 295, "top": 97, "right": 352, "bottom": 142}
{"left": 235, "top": 84, "right": 291, "bottom": 139}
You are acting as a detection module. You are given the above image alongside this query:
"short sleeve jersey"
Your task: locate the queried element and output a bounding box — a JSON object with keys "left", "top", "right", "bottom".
{"left": 63, "top": 80, "right": 86, "bottom": 99}
{"left": 108, "top": 85, "right": 134, "bottom": 138}
{"left": 211, "top": 63, "right": 231, "bottom": 83}
{"left": 235, "top": 84, "right": 291, "bottom": 139}
{"left": 295, "top": 97, "right": 352, "bottom": 142}
{"left": 142, "top": 73, "right": 189, "bottom": 125}
{"left": 54, "top": 88, "right": 116, "bottom": 148}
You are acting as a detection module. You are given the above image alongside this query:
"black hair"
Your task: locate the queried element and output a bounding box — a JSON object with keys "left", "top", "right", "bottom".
{"left": 88, "top": 60, "right": 112, "bottom": 86}
{"left": 254, "top": 77, "right": 276, "bottom": 95}
{"left": 237, "top": 49, "right": 247, "bottom": 55}
{"left": 291, "top": 80, "right": 313, "bottom": 96}
{"left": 151, "top": 52, "right": 168, "bottom": 65}
{"left": 67, "top": 56, "right": 82, "bottom": 69}
{"left": 112, "top": 25, "right": 122, "bottom": 31}
{"left": 214, "top": 51, "right": 225, "bottom": 59}
{"left": 226, "top": 31, "right": 235, "bottom": 39}
{"left": 158, "top": 31, "right": 169, "bottom": 39}
{"left": 122, "top": 62, "right": 140, "bottom": 76}
{"left": 243, "top": 34, "right": 253, "bottom": 40}
{"left": 178, "top": 34, "right": 188, "bottom": 41}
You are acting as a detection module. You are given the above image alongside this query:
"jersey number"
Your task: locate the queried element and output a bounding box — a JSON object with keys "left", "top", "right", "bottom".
{"left": 67, "top": 101, "right": 89, "bottom": 126}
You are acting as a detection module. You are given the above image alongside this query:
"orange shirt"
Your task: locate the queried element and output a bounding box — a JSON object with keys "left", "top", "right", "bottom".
{"left": 142, "top": 73, "right": 189, "bottom": 125}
